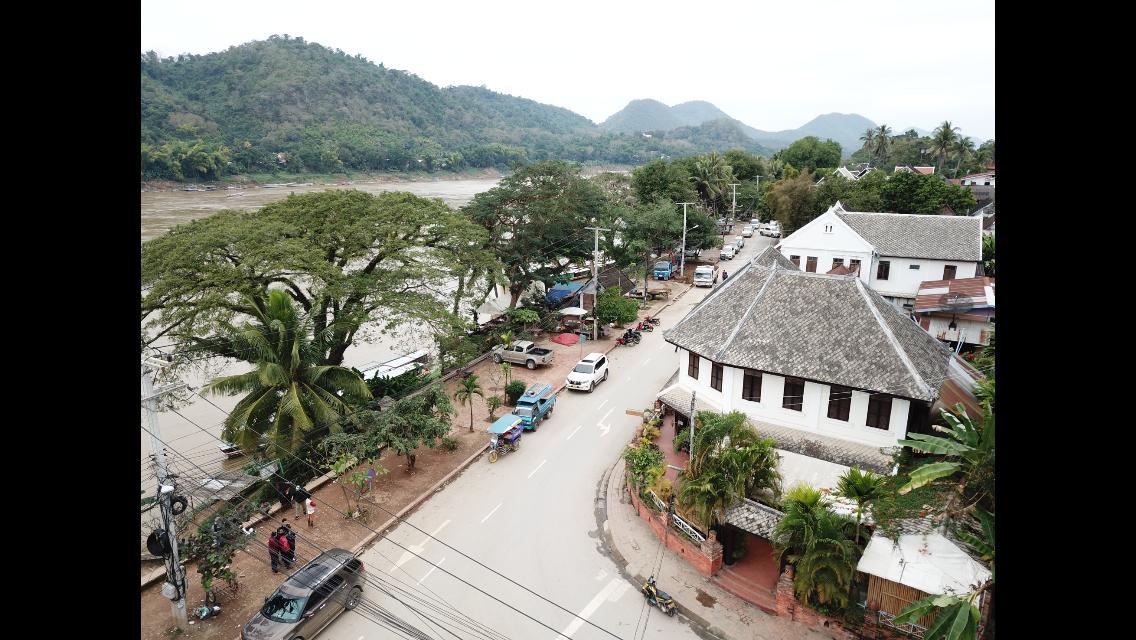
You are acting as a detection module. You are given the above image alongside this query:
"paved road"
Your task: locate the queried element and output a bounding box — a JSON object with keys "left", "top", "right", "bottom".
{"left": 323, "top": 234, "right": 775, "bottom": 640}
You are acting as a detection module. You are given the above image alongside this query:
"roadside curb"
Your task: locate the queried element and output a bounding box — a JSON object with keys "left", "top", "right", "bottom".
{"left": 352, "top": 442, "right": 489, "bottom": 554}
{"left": 597, "top": 457, "right": 728, "bottom": 640}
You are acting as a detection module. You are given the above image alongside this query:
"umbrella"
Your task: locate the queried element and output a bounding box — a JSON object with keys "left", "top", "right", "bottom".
{"left": 558, "top": 306, "right": 588, "bottom": 316}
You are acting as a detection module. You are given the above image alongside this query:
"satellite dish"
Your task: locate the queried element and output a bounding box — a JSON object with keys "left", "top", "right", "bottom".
{"left": 147, "top": 528, "right": 170, "bottom": 557}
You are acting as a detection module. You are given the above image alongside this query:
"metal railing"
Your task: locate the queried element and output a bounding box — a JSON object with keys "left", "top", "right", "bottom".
{"left": 646, "top": 489, "right": 707, "bottom": 543}
{"left": 877, "top": 610, "right": 928, "bottom": 638}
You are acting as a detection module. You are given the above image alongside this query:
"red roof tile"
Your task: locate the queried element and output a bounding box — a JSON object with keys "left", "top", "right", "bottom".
{"left": 914, "top": 277, "right": 995, "bottom": 313}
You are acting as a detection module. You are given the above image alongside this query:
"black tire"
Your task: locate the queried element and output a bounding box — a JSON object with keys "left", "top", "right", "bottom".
{"left": 344, "top": 586, "right": 362, "bottom": 611}
{"left": 526, "top": 359, "right": 536, "bottom": 370}
{"left": 588, "top": 382, "right": 595, "bottom": 393}
{"left": 602, "top": 370, "right": 609, "bottom": 382}
{"left": 493, "top": 353, "right": 502, "bottom": 364}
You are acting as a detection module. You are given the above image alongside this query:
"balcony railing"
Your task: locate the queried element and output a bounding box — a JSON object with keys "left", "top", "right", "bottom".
{"left": 877, "top": 610, "right": 929, "bottom": 638}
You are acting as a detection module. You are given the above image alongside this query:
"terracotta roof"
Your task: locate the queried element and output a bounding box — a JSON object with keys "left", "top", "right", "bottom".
{"left": 750, "top": 244, "right": 799, "bottom": 270}
{"left": 827, "top": 264, "right": 855, "bottom": 275}
{"left": 914, "top": 277, "right": 995, "bottom": 313}
{"left": 913, "top": 166, "right": 936, "bottom": 175}
{"left": 662, "top": 261, "right": 953, "bottom": 401}
{"left": 836, "top": 210, "right": 983, "bottom": 261}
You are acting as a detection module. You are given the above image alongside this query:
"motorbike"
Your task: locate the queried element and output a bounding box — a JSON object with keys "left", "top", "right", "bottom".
{"left": 641, "top": 576, "right": 677, "bottom": 616}
{"left": 616, "top": 334, "right": 639, "bottom": 346}
{"left": 644, "top": 316, "right": 661, "bottom": 326}
{"left": 636, "top": 321, "right": 654, "bottom": 332}
{"left": 626, "top": 328, "right": 642, "bottom": 339}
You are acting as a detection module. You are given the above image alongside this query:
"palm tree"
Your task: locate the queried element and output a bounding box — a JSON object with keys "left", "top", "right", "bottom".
{"left": 453, "top": 374, "right": 485, "bottom": 432}
{"left": 792, "top": 510, "right": 859, "bottom": 609}
{"left": 859, "top": 128, "right": 876, "bottom": 165}
{"left": 205, "top": 290, "right": 372, "bottom": 462}
{"left": 873, "top": 125, "right": 893, "bottom": 166}
{"left": 676, "top": 468, "right": 731, "bottom": 533}
{"left": 931, "top": 121, "right": 961, "bottom": 173}
{"left": 952, "top": 136, "right": 975, "bottom": 177}
{"left": 689, "top": 153, "right": 733, "bottom": 214}
{"left": 834, "top": 467, "right": 886, "bottom": 544}
{"left": 772, "top": 483, "right": 826, "bottom": 565}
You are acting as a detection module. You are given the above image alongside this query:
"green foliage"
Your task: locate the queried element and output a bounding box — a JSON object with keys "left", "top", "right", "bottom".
{"left": 894, "top": 595, "right": 980, "bottom": 640}
{"left": 594, "top": 286, "right": 639, "bottom": 326}
{"left": 632, "top": 159, "right": 700, "bottom": 204}
{"left": 364, "top": 369, "right": 438, "bottom": 402}
{"left": 141, "top": 139, "right": 232, "bottom": 181}
{"left": 640, "top": 423, "right": 661, "bottom": 443}
{"left": 624, "top": 444, "right": 666, "bottom": 490}
{"left": 771, "top": 484, "right": 861, "bottom": 610}
{"left": 142, "top": 190, "right": 493, "bottom": 365}
{"left": 505, "top": 308, "right": 540, "bottom": 330}
{"left": 464, "top": 161, "right": 612, "bottom": 307}
{"left": 673, "top": 428, "right": 689, "bottom": 454}
{"left": 317, "top": 385, "right": 455, "bottom": 471}
{"left": 897, "top": 405, "right": 995, "bottom": 518}
{"left": 436, "top": 331, "right": 484, "bottom": 372}
{"left": 203, "top": 290, "right": 372, "bottom": 469}
{"left": 775, "top": 136, "right": 842, "bottom": 172}
{"left": 505, "top": 380, "right": 527, "bottom": 405}
{"left": 768, "top": 171, "right": 818, "bottom": 233}
{"left": 486, "top": 395, "right": 504, "bottom": 419}
{"left": 881, "top": 172, "right": 976, "bottom": 214}
{"left": 834, "top": 467, "right": 887, "bottom": 543}
{"left": 982, "top": 234, "right": 995, "bottom": 276}
{"left": 439, "top": 435, "right": 460, "bottom": 451}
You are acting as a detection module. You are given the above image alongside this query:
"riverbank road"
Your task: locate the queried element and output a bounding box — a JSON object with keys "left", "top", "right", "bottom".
{"left": 320, "top": 235, "right": 781, "bottom": 640}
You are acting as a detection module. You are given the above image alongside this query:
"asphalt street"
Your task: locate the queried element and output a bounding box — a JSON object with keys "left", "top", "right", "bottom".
{"left": 322, "top": 232, "right": 776, "bottom": 640}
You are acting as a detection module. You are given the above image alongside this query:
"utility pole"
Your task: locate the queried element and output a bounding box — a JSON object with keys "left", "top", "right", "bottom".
{"left": 728, "top": 183, "right": 740, "bottom": 226}
{"left": 585, "top": 226, "right": 610, "bottom": 342}
{"left": 677, "top": 202, "right": 695, "bottom": 278}
{"left": 688, "top": 390, "right": 697, "bottom": 455}
{"left": 142, "top": 357, "right": 189, "bottom": 632}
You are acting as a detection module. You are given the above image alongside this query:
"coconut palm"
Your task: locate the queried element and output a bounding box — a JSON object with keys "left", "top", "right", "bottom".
{"left": 453, "top": 374, "right": 485, "bottom": 432}
{"left": 835, "top": 467, "right": 886, "bottom": 544}
{"left": 792, "top": 509, "right": 859, "bottom": 608}
{"left": 873, "top": 125, "right": 893, "bottom": 165}
{"left": 859, "top": 128, "right": 876, "bottom": 164}
{"left": 689, "top": 153, "right": 733, "bottom": 213}
{"left": 772, "top": 483, "right": 827, "bottom": 564}
{"left": 205, "top": 290, "right": 372, "bottom": 461}
{"left": 931, "top": 121, "right": 961, "bottom": 173}
{"left": 952, "top": 136, "right": 976, "bottom": 177}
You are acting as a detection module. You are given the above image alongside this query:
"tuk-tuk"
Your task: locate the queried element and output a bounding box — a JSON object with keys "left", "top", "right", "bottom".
{"left": 487, "top": 414, "right": 524, "bottom": 463}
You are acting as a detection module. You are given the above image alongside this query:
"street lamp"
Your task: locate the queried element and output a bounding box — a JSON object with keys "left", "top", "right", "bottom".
{"left": 680, "top": 224, "right": 700, "bottom": 279}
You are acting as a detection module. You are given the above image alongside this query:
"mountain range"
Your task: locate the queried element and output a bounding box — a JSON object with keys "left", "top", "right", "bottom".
{"left": 141, "top": 35, "right": 975, "bottom": 180}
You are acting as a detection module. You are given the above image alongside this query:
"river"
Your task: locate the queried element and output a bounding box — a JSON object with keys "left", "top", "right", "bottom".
{"left": 140, "top": 176, "right": 507, "bottom": 547}
{"left": 140, "top": 176, "right": 503, "bottom": 242}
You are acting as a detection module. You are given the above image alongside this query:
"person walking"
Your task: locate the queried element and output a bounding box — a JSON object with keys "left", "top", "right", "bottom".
{"left": 293, "top": 484, "right": 311, "bottom": 519}
{"left": 306, "top": 497, "right": 317, "bottom": 528}
{"left": 281, "top": 519, "right": 297, "bottom": 567}
{"left": 722, "top": 270, "right": 729, "bottom": 281}
{"left": 268, "top": 529, "right": 286, "bottom": 573}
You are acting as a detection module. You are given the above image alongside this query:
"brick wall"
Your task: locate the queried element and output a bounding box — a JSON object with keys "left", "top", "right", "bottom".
{"left": 775, "top": 566, "right": 913, "bottom": 640}
{"left": 627, "top": 476, "right": 723, "bottom": 577}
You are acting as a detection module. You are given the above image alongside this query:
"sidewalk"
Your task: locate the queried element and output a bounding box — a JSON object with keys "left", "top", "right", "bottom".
{"left": 601, "top": 458, "right": 836, "bottom": 640}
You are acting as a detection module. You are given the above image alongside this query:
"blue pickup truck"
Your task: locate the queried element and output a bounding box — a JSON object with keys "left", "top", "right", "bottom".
{"left": 653, "top": 259, "right": 676, "bottom": 280}
{"left": 514, "top": 382, "right": 556, "bottom": 431}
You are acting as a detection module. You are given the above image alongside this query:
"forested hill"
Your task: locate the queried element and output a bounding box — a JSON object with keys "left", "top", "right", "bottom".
{"left": 140, "top": 36, "right": 771, "bottom": 181}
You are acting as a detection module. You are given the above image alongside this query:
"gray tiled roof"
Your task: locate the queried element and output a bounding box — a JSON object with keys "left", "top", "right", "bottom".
{"left": 662, "top": 261, "right": 953, "bottom": 401}
{"left": 837, "top": 212, "right": 982, "bottom": 261}
{"left": 726, "top": 499, "right": 784, "bottom": 538}
{"left": 750, "top": 245, "right": 799, "bottom": 270}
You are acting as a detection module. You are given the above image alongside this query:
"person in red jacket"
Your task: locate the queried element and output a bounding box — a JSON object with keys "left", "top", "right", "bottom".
{"left": 268, "top": 529, "right": 289, "bottom": 573}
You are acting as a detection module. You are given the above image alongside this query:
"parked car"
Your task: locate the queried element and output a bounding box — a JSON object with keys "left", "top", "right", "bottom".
{"left": 242, "top": 548, "right": 364, "bottom": 640}
{"left": 693, "top": 265, "right": 715, "bottom": 287}
{"left": 750, "top": 218, "right": 760, "bottom": 226}
{"left": 514, "top": 382, "right": 556, "bottom": 430}
{"left": 734, "top": 235, "right": 745, "bottom": 249}
{"left": 683, "top": 247, "right": 701, "bottom": 259}
{"left": 653, "top": 260, "right": 675, "bottom": 280}
{"left": 565, "top": 352, "right": 609, "bottom": 392}
{"left": 741, "top": 225, "right": 754, "bottom": 237}
{"left": 491, "top": 340, "right": 554, "bottom": 369}
{"left": 720, "top": 245, "right": 737, "bottom": 260}
{"left": 767, "top": 221, "right": 781, "bottom": 237}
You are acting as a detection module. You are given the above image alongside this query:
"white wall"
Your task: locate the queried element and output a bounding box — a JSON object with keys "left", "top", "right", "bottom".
{"left": 924, "top": 316, "right": 992, "bottom": 346}
{"left": 778, "top": 206, "right": 874, "bottom": 283}
{"left": 869, "top": 256, "right": 979, "bottom": 300}
{"left": 676, "top": 361, "right": 911, "bottom": 447}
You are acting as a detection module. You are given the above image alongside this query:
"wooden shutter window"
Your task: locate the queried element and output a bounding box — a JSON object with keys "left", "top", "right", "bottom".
{"left": 943, "top": 265, "right": 957, "bottom": 280}
{"left": 806, "top": 256, "right": 818, "bottom": 273}
{"left": 742, "top": 369, "right": 762, "bottom": 402}
{"left": 783, "top": 377, "right": 805, "bottom": 411}
{"left": 790, "top": 255, "right": 801, "bottom": 267}
{"left": 877, "top": 261, "right": 890, "bottom": 280}
{"left": 866, "top": 395, "right": 892, "bottom": 429}
{"left": 710, "top": 363, "right": 723, "bottom": 391}
{"left": 688, "top": 352, "right": 700, "bottom": 379}
{"left": 828, "top": 385, "right": 851, "bottom": 421}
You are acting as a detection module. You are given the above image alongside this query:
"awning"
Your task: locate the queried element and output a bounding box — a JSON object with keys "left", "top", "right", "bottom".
{"left": 725, "top": 498, "right": 784, "bottom": 538}
{"left": 857, "top": 533, "right": 992, "bottom": 597}
{"left": 558, "top": 306, "right": 588, "bottom": 316}
{"left": 655, "top": 383, "right": 723, "bottom": 418}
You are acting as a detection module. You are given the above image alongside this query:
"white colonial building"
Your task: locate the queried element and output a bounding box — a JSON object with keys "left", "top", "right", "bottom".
{"left": 657, "top": 255, "right": 954, "bottom": 490}
{"left": 776, "top": 202, "right": 984, "bottom": 309}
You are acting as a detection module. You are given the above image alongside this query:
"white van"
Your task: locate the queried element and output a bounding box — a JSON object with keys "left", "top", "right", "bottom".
{"left": 694, "top": 265, "right": 715, "bottom": 287}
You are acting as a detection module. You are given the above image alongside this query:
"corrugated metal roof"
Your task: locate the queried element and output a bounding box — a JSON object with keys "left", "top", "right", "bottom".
{"left": 914, "top": 277, "right": 995, "bottom": 313}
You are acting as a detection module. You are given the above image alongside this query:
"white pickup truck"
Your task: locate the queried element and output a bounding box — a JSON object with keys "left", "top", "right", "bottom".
{"left": 491, "top": 340, "right": 555, "bottom": 369}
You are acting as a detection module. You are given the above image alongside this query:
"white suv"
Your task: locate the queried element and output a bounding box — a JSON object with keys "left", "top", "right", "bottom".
{"left": 566, "top": 353, "right": 609, "bottom": 392}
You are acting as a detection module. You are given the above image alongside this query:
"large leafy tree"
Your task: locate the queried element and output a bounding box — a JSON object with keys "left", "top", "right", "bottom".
{"left": 463, "top": 160, "right": 610, "bottom": 308}
{"left": 142, "top": 190, "right": 493, "bottom": 365}
{"left": 631, "top": 159, "right": 699, "bottom": 205}
{"left": 688, "top": 152, "right": 735, "bottom": 214}
{"left": 769, "top": 170, "right": 818, "bottom": 232}
{"left": 203, "top": 290, "right": 372, "bottom": 464}
{"left": 880, "top": 172, "right": 976, "bottom": 214}
{"left": 776, "top": 136, "right": 842, "bottom": 173}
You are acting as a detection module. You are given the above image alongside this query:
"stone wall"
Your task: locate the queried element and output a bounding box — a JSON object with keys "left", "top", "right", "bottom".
{"left": 627, "top": 476, "right": 723, "bottom": 577}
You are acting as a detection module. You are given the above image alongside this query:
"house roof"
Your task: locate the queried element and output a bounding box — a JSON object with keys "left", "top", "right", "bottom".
{"left": 835, "top": 210, "right": 983, "bottom": 261}
{"left": 913, "top": 166, "right": 936, "bottom": 175}
{"left": 662, "top": 261, "right": 954, "bottom": 401}
{"left": 914, "top": 277, "right": 995, "bottom": 313}
{"left": 857, "top": 532, "right": 991, "bottom": 597}
{"left": 726, "top": 498, "right": 784, "bottom": 538}
{"left": 750, "top": 244, "right": 800, "bottom": 270}
{"left": 961, "top": 171, "right": 995, "bottom": 180}
{"left": 827, "top": 264, "right": 855, "bottom": 275}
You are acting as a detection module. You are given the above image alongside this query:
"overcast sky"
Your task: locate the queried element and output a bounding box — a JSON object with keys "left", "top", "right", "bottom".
{"left": 141, "top": 0, "right": 994, "bottom": 141}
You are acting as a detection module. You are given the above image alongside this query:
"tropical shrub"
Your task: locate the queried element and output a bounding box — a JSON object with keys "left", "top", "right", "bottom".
{"left": 624, "top": 444, "right": 665, "bottom": 490}
{"left": 505, "top": 380, "right": 527, "bottom": 405}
